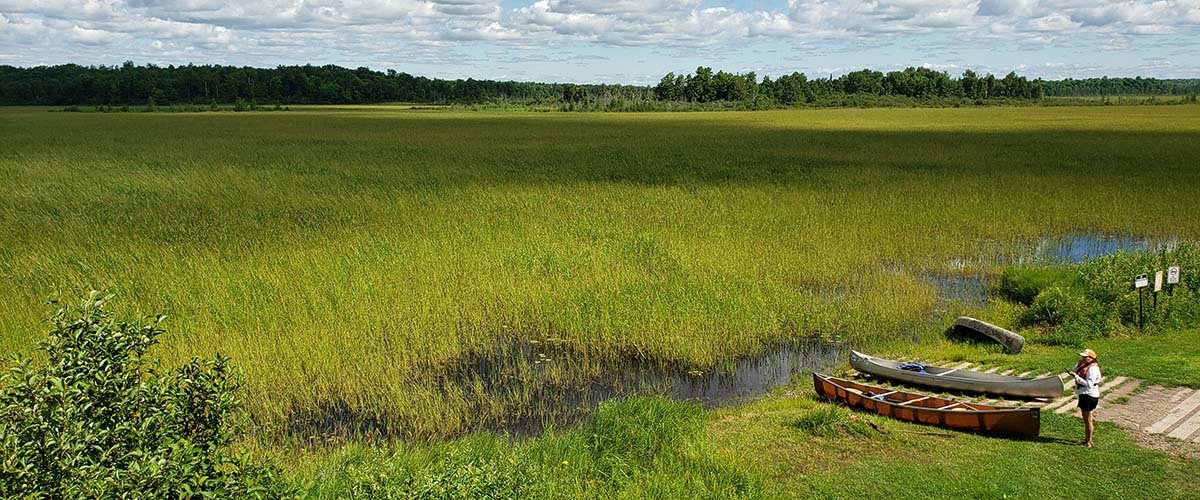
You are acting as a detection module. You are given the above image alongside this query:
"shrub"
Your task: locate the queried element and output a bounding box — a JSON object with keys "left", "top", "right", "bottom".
{"left": 999, "top": 243, "right": 1200, "bottom": 344}
{"left": 0, "top": 292, "right": 293, "bottom": 498}
{"left": 994, "top": 266, "right": 1079, "bottom": 305}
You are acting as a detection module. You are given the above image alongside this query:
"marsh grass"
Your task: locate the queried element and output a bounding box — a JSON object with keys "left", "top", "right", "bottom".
{"left": 790, "top": 405, "right": 876, "bottom": 438}
{"left": 2, "top": 106, "right": 1199, "bottom": 438}
{"left": 287, "top": 392, "right": 1200, "bottom": 498}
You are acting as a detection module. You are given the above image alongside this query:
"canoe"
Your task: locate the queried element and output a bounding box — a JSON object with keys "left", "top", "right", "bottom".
{"left": 813, "top": 372, "right": 1040, "bottom": 437}
{"left": 850, "top": 351, "right": 1065, "bottom": 398}
{"left": 954, "top": 316, "right": 1024, "bottom": 354}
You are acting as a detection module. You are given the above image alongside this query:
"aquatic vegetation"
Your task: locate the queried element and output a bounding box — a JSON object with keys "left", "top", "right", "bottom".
{"left": 1, "top": 105, "right": 1198, "bottom": 439}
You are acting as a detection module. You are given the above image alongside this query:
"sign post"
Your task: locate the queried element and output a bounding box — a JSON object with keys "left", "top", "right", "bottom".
{"left": 1154, "top": 271, "right": 1163, "bottom": 309}
{"left": 1134, "top": 273, "right": 1149, "bottom": 329}
{"left": 1167, "top": 266, "right": 1181, "bottom": 296}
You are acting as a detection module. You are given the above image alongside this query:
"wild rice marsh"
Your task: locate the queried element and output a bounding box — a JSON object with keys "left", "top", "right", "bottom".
{"left": 2, "top": 105, "right": 1199, "bottom": 440}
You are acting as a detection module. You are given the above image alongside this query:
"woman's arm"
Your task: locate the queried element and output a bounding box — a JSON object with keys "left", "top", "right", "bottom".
{"left": 1086, "top": 366, "right": 1102, "bottom": 387}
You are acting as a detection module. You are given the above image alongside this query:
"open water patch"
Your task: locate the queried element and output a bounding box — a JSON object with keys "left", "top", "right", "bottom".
{"left": 285, "top": 336, "right": 846, "bottom": 442}
{"left": 923, "top": 233, "right": 1180, "bottom": 307}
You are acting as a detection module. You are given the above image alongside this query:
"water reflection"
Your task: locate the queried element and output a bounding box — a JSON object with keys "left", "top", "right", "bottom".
{"left": 925, "top": 233, "right": 1180, "bottom": 306}
{"left": 288, "top": 338, "right": 847, "bottom": 440}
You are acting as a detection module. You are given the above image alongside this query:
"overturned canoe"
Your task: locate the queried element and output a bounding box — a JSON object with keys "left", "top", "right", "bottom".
{"left": 954, "top": 316, "right": 1024, "bottom": 353}
{"left": 850, "top": 351, "right": 1065, "bottom": 398}
{"left": 813, "top": 372, "right": 1040, "bottom": 438}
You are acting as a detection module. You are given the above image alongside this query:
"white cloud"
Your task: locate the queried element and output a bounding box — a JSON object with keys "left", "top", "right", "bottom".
{"left": 68, "top": 24, "right": 122, "bottom": 44}
{"left": 0, "top": 1, "right": 1197, "bottom": 78}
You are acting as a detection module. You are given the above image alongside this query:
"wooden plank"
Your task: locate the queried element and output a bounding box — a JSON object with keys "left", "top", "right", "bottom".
{"left": 896, "top": 396, "right": 932, "bottom": 407}
{"left": 1051, "top": 376, "right": 1123, "bottom": 414}
{"left": 1054, "top": 377, "right": 1129, "bottom": 414}
{"left": 1166, "top": 408, "right": 1200, "bottom": 441}
{"left": 1054, "top": 399, "right": 1080, "bottom": 414}
{"left": 1017, "top": 371, "right": 1033, "bottom": 378}
{"left": 1041, "top": 393, "right": 1076, "bottom": 411}
{"left": 1100, "top": 379, "right": 1142, "bottom": 402}
{"left": 983, "top": 367, "right": 1000, "bottom": 374}
{"left": 1100, "top": 376, "right": 1129, "bottom": 393}
{"left": 952, "top": 362, "right": 973, "bottom": 370}
{"left": 999, "top": 369, "right": 1015, "bottom": 376}
{"left": 1146, "top": 389, "right": 1200, "bottom": 434}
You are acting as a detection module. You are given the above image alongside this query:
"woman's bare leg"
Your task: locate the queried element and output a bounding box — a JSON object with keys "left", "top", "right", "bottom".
{"left": 1082, "top": 409, "right": 1094, "bottom": 447}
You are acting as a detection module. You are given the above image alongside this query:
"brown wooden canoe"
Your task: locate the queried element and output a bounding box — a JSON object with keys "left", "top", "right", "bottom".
{"left": 813, "top": 372, "right": 1040, "bottom": 438}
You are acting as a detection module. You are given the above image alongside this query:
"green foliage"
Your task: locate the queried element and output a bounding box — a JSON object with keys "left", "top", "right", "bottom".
{"left": 1001, "top": 244, "right": 1200, "bottom": 346}
{"left": 587, "top": 397, "right": 704, "bottom": 471}
{"left": 995, "top": 266, "right": 1080, "bottom": 305}
{"left": 0, "top": 292, "right": 292, "bottom": 498}
{"left": 299, "top": 397, "right": 760, "bottom": 499}
{"left": 791, "top": 405, "right": 874, "bottom": 438}
{"left": 2, "top": 106, "right": 1199, "bottom": 439}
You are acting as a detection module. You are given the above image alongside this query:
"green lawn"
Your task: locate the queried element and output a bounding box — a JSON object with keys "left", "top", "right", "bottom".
{"left": 284, "top": 390, "right": 1200, "bottom": 499}
{"left": 885, "top": 321, "right": 1200, "bottom": 389}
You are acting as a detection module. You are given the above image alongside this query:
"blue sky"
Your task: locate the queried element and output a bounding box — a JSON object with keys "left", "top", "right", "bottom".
{"left": 1, "top": 1, "right": 1197, "bottom": 84}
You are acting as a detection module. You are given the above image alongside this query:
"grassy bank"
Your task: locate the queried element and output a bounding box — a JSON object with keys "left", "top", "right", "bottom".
{"left": 2, "top": 105, "right": 1199, "bottom": 438}
{"left": 891, "top": 327, "right": 1200, "bottom": 389}
{"left": 282, "top": 392, "right": 1200, "bottom": 499}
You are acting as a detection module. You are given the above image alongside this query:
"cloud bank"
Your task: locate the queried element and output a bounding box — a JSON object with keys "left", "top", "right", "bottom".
{"left": 1, "top": 1, "right": 1198, "bottom": 81}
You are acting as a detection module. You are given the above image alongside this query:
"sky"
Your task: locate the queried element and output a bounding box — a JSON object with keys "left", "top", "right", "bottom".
{"left": 1, "top": 1, "right": 1198, "bottom": 84}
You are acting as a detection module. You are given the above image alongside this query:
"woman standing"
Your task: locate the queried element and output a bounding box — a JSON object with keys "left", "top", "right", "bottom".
{"left": 1070, "top": 349, "right": 1102, "bottom": 448}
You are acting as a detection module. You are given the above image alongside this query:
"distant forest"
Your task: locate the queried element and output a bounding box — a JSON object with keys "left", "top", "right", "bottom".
{"left": 1, "top": 62, "right": 1198, "bottom": 106}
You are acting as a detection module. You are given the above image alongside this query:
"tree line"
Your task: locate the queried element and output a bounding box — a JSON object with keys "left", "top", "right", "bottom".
{"left": 1, "top": 62, "right": 1198, "bottom": 106}
{"left": 1041, "top": 77, "right": 1200, "bottom": 97}
{"left": 0, "top": 62, "right": 647, "bottom": 106}
{"left": 657, "top": 67, "right": 1047, "bottom": 104}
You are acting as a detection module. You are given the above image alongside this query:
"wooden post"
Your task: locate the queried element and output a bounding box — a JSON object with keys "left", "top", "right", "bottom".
{"left": 1138, "top": 288, "right": 1144, "bottom": 329}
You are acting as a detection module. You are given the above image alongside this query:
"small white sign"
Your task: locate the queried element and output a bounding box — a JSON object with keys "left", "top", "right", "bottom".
{"left": 1135, "top": 274, "right": 1149, "bottom": 289}
{"left": 1168, "top": 266, "right": 1181, "bottom": 285}
{"left": 1155, "top": 271, "right": 1163, "bottom": 292}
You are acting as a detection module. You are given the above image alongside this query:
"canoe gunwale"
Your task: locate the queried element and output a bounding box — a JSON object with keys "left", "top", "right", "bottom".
{"left": 813, "top": 372, "right": 1040, "bottom": 438}
{"left": 849, "top": 351, "right": 1065, "bottom": 399}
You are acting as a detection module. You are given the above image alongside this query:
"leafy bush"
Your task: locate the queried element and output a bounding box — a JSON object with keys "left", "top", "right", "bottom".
{"left": 1021, "top": 286, "right": 1091, "bottom": 327}
{"left": 994, "top": 266, "right": 1080, "bottom": 305}
{"left": 999, "top": 243, "right": 1200, "bottom": 345}
{"left": 0, "top": 293, "right": 293, "bottom": 498}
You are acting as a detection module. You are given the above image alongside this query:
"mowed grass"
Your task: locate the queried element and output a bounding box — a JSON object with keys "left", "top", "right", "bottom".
{"left": 891, "top": 326, "right": 1200, "bottom": 389}
{"left": 284, "top": 393, "right": 1200, "bottom": 499}
{"left": 2, "top": 106, "right": 1199, "bottom": 438}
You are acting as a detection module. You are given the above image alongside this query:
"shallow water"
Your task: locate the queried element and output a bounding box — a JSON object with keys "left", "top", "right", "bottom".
{"left": 287, "top": 337, "right": 847, "bottom": 440}
{"left": 287, "top": 233, "right": 1179, "bottom": 441}
{"left": 927, "top": 233, "right": 1179, "bottom": 306}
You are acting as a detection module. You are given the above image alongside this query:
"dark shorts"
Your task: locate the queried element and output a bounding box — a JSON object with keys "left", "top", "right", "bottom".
{"left": 1078, "top": 395, "right": 1099, "bottom": 412}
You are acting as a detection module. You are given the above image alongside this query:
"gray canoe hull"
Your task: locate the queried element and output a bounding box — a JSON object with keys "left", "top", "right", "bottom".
{"left": 954, "top": 316, "right": 1025, "bottom": 354}
{"left": 850, "top": 351, "right": 1065, "bottom": 399}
